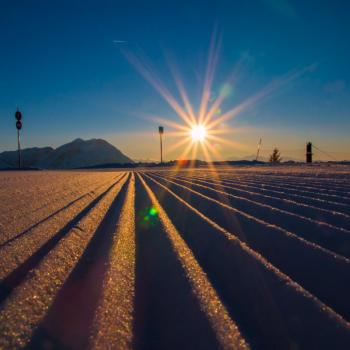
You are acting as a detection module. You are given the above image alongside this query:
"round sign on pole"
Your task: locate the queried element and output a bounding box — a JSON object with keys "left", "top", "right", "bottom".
{"left": 16, "top": 121, "right": 22, "bottom": 130}
{"left": 15, "top": 111, "right": 22, "bottom": 121}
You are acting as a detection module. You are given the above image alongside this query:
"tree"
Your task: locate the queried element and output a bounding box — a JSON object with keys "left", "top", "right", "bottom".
{"left": 269, "top": 148, "right": 282, "bottom": 163}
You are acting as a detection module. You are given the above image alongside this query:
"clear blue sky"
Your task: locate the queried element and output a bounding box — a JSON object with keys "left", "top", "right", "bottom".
{"left": 1, "top": 0, "right": 349, "bottom": 160}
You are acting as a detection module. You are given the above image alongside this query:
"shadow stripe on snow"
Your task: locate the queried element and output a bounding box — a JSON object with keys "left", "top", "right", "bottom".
{"left": 0, "top": 173, "right": 129, "bottom": 349}
{"left": 0, "top": 173, "right": 94, "bottom": 215}
{"left": 0, "top": 173, "right": 111, "bottom": 221}
{"left": 170, "top": 173, "right": 350, "bottom": 228}
{"left": 138, "top": 174, "right": 248, "bottom": 350}
{"left": 132, "top": 174, "right": 225, "bottom": 350}
{"left": 142, "top": 175, "right": 350, "bottom": 348}
{"left": 177, "top": 174, "right": 350, "bottom": 224}
{"left": 27, "top": 172, "right": 131, "bottom": 350}
{"left": 142, "top": 173, "right": 350, "bottom": 349}
{"left": 221, "top": 175, "right": 350, "bottom": 194}
{"left": 186, "top": 173, "right": 350, "bottom": 206}
{"left": 212, "top": 172, "right": 350, "bottom": 190}
{"left": 0, "top": 174, "right": 123, "bottom": 247}
{"left": 89, "top": 173, "right": 136, "bottom": 350}
{"left": 0, "top": 173, "right": 127, "bottom": 306}
{"left": 213, "top": 175, "right": 350, "bottom": 202}
{"left": 163, "top": 174, "right": 350, "bottom": 258}
{"left": 150, "top": 173, "right": 350, "bottom": 322}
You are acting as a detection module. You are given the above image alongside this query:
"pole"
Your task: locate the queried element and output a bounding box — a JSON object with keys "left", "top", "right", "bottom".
{"left": 15, "top": 109, "right": 23, "bottom": 169}
{"left": 17, "top": 128, "right": 21, "bottom": 169}
{"left": 158, "top": 126, "right": 164, "bottom": 164}
{"left": 256, "top": 138, "right": 262, "bottom": 161}
{"left": 160, "top": 132, "right": 163, "bottom": 164}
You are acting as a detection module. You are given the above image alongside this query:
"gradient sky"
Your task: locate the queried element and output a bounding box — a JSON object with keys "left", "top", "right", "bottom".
{"left": 1, "top": 0, "right": 349, "bottom": 161}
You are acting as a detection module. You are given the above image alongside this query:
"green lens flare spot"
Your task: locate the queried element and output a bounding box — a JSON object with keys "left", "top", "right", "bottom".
{"left": 219, "top": 83, "right": 232, "bottom": 98}
{"left": 137, "top": 206, "right": 160, "bottom": 230}
{"left": 149, "top": 207, "right": 158, "bottom": 216}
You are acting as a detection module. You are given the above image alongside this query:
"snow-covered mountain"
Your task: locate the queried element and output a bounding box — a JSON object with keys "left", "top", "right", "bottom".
{"left": 0, "top": 138, "right": 133, "bottom": 169}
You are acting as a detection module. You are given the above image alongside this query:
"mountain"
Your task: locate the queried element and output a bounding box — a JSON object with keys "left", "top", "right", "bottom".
{"left": 0, "top": 138, "right": 133, "bottom": 169}
{"left": 0, "top": 147, "right": 54, "bottom": 168}
{"left": 0, "top": 158, "right": 11, "bottom": 168}
{"left": 41, "top": 138, "right": 133, "bottom": 168}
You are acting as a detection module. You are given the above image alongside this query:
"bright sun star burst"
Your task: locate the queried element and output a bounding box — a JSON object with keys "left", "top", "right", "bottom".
{"left": 191, "top": 124, "right": 207, "bottom": 142}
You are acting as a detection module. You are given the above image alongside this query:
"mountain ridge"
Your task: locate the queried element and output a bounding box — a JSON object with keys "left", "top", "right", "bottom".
{"left": 0, "top": 138, "right": 133, "bottom": 169}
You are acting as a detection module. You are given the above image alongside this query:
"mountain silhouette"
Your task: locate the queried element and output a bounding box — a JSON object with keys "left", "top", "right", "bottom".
{"left": 0, "top": 147, "right": 54, "bottom": 169}
{"left": 0, "top": 138, "right": 133, "bottom": 169}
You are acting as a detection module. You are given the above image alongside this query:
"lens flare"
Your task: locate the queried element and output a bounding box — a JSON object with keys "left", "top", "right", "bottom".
{"left": 149, "top": 206, "right": 158, "bottom": 216}
{"left": 138, "top": 206, "right": 159, "bottom": 229}
{"left": 191, "top": 125, "right": 207, "bottom": 142}
{"left": 124, "top": 29, "right": 309, "bottom": 164}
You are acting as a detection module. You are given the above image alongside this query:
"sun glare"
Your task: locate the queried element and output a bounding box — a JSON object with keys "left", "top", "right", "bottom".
{"left": 191, "top": 124, "right": 207, "bottom": 142}
{"left": 126, "top": 31, "right": 281, "bottom": 162}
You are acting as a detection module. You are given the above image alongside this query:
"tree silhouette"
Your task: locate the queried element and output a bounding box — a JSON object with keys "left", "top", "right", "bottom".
{"left": 269, "top": 148, "right": 282, "bottom": 163}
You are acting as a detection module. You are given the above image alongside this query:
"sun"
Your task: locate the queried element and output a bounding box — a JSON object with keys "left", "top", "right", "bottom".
{"left": 190, "top": 124, "right": 207, "bottom": 142}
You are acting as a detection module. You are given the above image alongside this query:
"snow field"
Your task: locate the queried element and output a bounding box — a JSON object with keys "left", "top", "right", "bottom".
{"left": 0, "top": 166, "right": 349, "bottom": 349}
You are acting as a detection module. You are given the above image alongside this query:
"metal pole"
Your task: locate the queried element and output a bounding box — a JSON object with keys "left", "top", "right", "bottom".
{"left": 17, "top": 128, "right": 21, "bottom": 169}
{"left": 256, "top": 138, "right": 262, "bottom": 161}
{"left": 158, "top": 126, "right": 164, "bottom": 164}
{"left": 160, "top": 132, "right": 163, "bottom": 164}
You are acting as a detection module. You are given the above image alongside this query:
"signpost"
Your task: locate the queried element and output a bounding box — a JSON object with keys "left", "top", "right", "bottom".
{"left": 158, "top": 126, "right": 164, "bottom": 164}
{"left": 15, "top": 110, "right": 22, "bottom": 169}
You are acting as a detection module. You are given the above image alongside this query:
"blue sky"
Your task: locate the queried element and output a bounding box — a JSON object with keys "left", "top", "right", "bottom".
{"left": 0, "top": 0, "right": 349, "bottom": 160}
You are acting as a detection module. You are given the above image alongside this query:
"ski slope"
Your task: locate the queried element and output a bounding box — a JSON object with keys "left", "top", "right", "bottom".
{"left": 0, "top": 166, "right": 349, "bottom": 349}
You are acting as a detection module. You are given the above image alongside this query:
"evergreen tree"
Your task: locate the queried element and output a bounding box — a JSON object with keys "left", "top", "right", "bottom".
{"left": 269, "top": 148, "right": 282, "bottom": 163}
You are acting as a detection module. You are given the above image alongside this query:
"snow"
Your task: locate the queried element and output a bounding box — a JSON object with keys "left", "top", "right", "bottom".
{"left": 0, "top": 164, "right": 349, "bottom": 349}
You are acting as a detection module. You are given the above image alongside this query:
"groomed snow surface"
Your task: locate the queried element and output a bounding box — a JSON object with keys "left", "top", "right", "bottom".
{"left": 0, "top": 165, "right": 349, "bottom": 349}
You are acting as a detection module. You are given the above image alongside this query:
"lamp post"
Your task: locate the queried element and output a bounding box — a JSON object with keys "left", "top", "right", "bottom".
{"left": 15, "top": 110, "right": 22, "bottom": 169}
{"left": 158, "top": 126, "right": 164, "bottom": 164}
